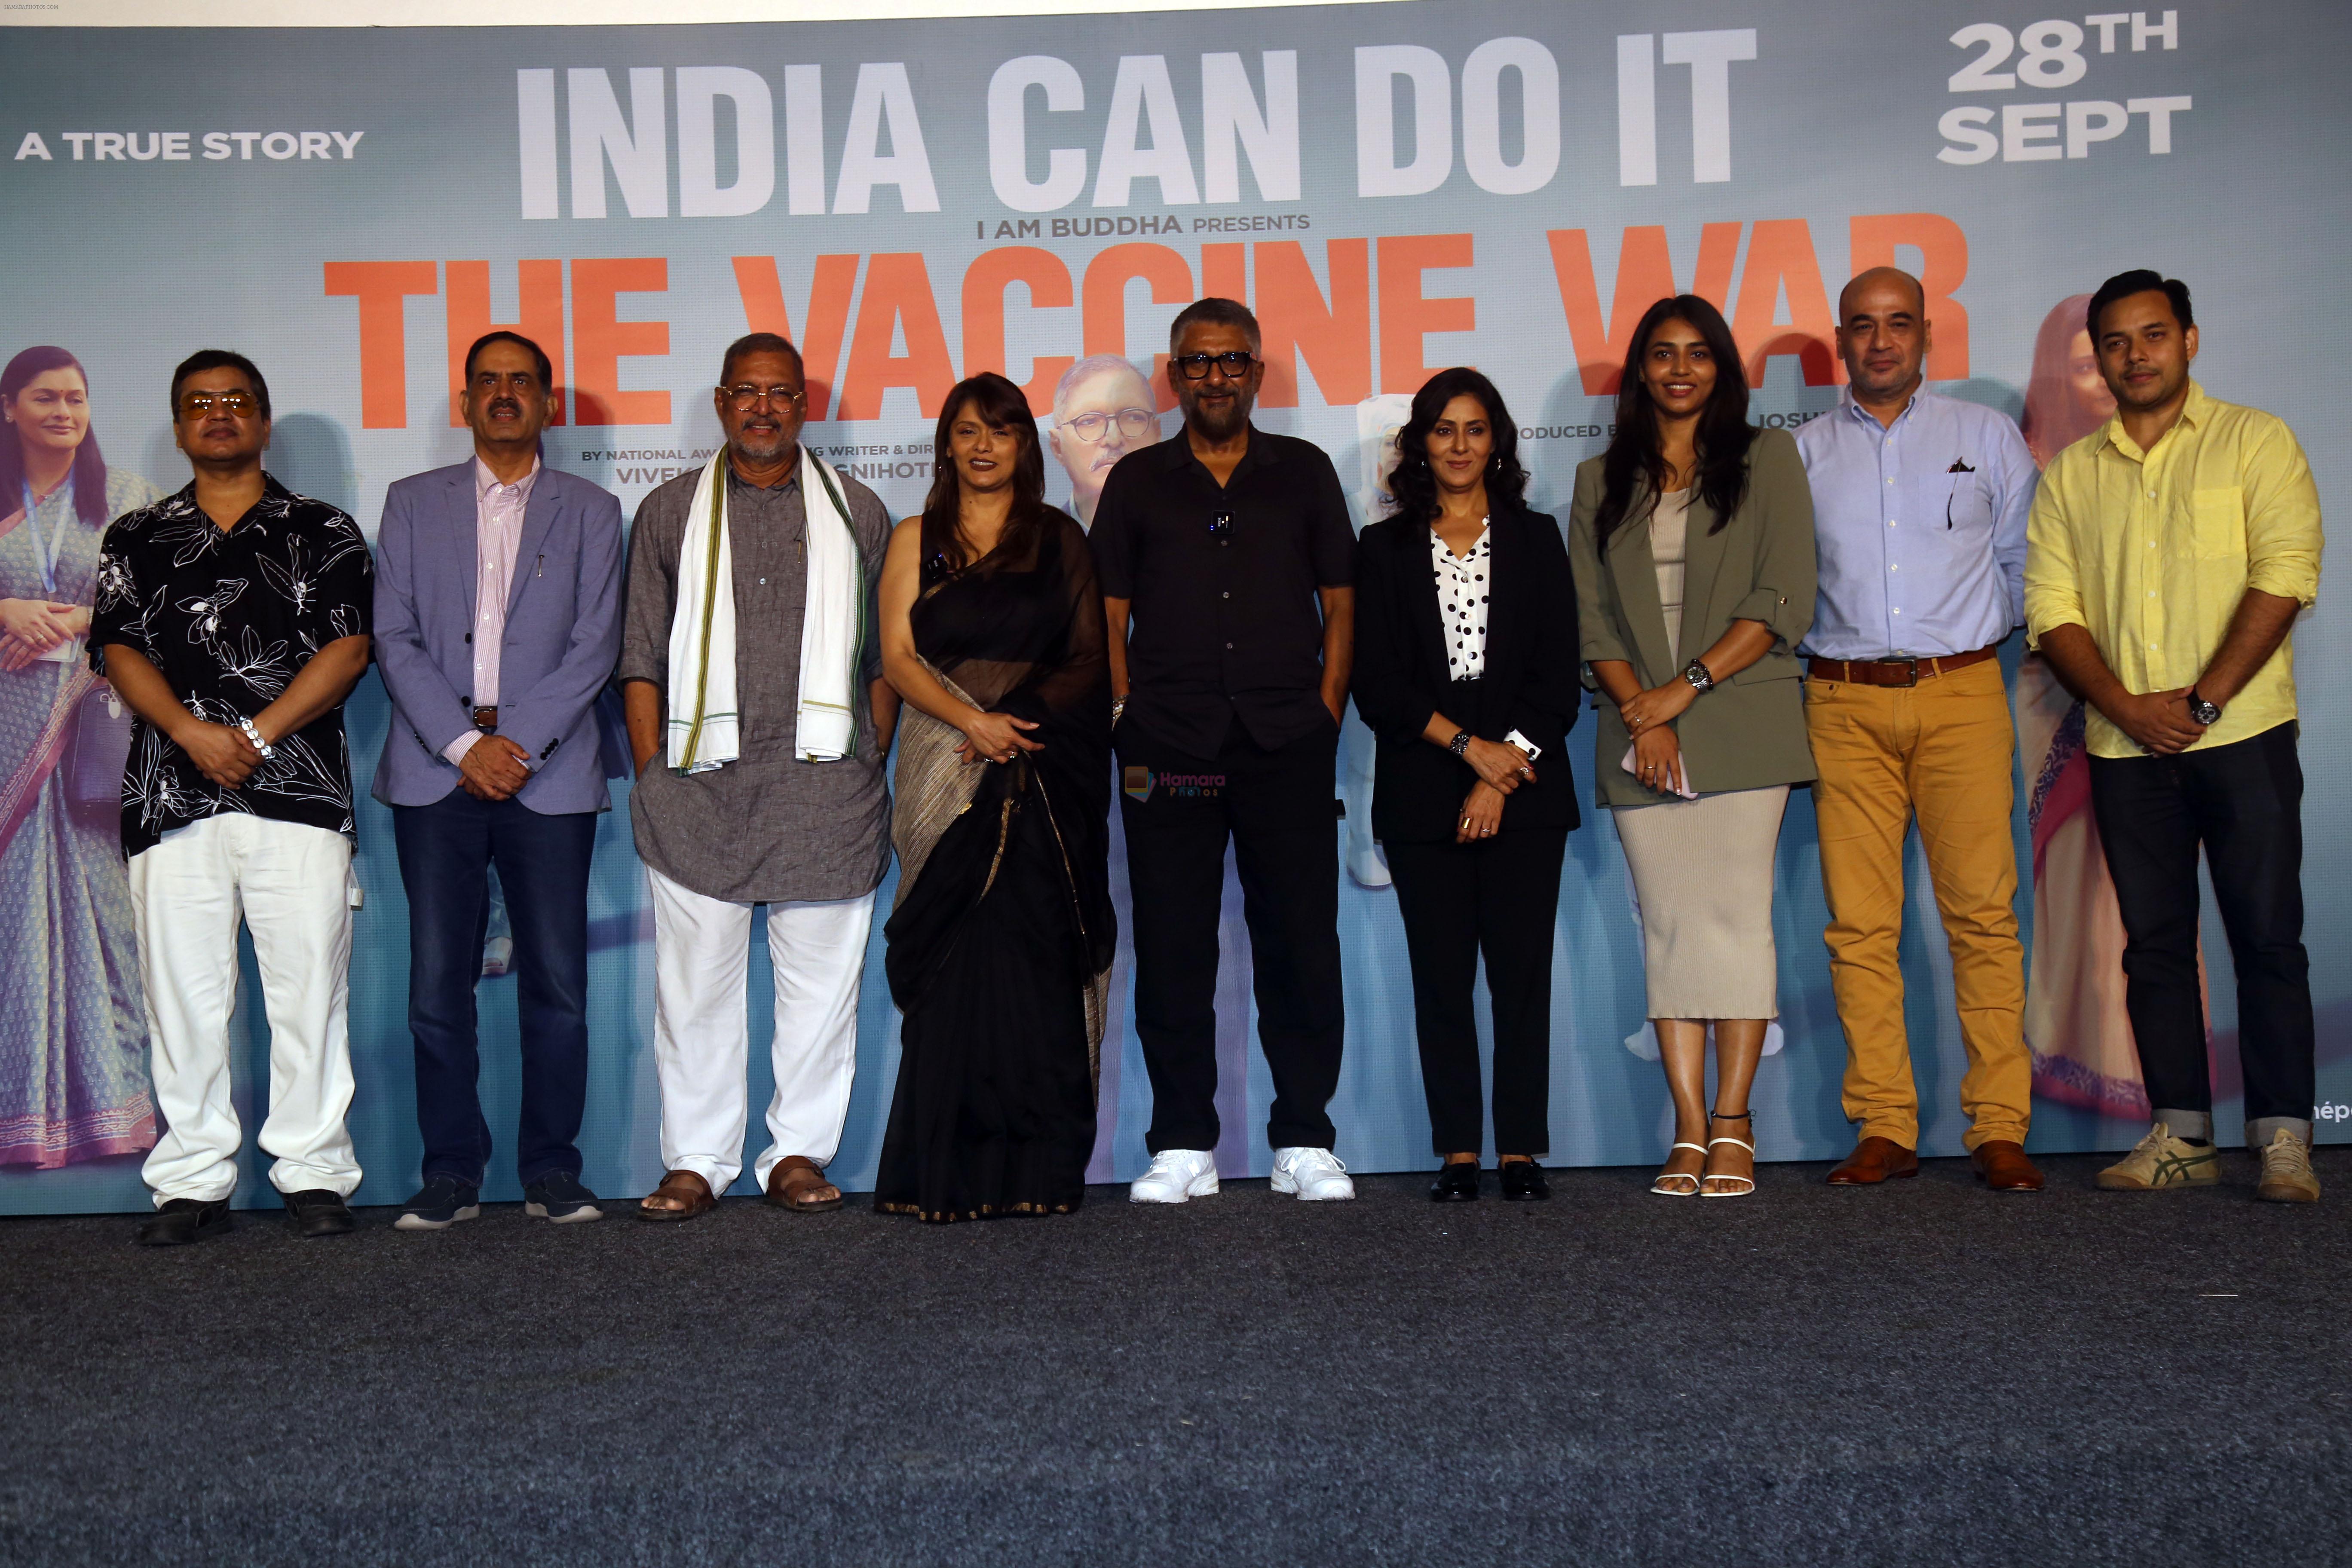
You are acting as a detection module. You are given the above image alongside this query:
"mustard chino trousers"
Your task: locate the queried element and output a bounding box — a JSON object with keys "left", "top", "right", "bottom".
{"left": 1805, "top": 658, "right": 2030, "bottom": 1152}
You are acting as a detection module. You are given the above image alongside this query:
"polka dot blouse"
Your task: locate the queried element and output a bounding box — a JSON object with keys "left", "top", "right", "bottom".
{"left": 1430, "top": 522, "right": 1491, "bottom": 681}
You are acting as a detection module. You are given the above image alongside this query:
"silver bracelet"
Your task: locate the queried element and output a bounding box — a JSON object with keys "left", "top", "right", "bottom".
{"left": 238, "top": 717, "right": 276, "bottom": 760}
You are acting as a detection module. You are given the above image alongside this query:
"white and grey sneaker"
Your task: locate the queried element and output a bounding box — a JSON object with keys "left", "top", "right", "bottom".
{"left": 1130, "top": 1149, "right": 1219, "bottom": 1204}
{"left": 1271, "top": 1146, "right": 1355, "bottom": 1201}
{"left": 524, "top": 1170, "right": 606, "bottom": 1223}
{"left": 394, "top": 1176, "right": 481, "bottom": 1231}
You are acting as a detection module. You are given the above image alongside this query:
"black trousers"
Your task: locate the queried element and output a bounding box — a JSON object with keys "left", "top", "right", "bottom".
{"left": 1384, "top": 828, "right": 1567, "bottom": 1157}
{"left": 1119, "top": 718, "right": 1344, "bottom": 1153}
{"left": 392, "top": 790, "right": 598, "bottom": 1187}
{"left": 2088, "top": 722, "right": 2313, "bottom": 1127}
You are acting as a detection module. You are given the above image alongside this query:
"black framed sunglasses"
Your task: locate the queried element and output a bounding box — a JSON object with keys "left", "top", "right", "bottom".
{"left": 1208, "top": 509, "right": 1234, "bottom": 542}
{"left": 1172, "top": 351, "right": 1259, "bottom": 380}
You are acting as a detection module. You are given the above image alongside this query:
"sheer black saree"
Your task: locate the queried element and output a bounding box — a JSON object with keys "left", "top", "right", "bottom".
{"left": 874, "top": 509, "right": 1114, "bottom": 1221}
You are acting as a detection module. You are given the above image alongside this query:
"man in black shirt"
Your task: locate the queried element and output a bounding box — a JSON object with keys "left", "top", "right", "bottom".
{"left": 93, "top": 350, "right": 374, "bottom": 1245}
{"left": 1090, "top": 298, "right": 1358, "bottom": 1203}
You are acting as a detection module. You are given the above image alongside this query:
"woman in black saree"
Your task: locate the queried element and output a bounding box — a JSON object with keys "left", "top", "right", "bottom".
{"left": 873, "top": 371, "right": 1115, "bottom": 1221}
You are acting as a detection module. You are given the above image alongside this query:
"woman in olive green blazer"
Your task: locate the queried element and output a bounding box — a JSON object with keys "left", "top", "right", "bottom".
{"left": 1566, "top": 295, "right": 1817, "bottom": 1200}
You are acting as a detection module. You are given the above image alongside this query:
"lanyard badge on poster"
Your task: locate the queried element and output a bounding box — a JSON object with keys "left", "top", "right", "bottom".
{"left": 22, "top": 478, "right": 82, "bottom": 665}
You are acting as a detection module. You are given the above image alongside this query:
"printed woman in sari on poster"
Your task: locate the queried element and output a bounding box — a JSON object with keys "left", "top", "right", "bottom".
{"left": 0, "top": 346, "right": 161, "bottom": 1168}
{"left": 2012, "top": 297, "right": 2166, "bottom": 1120}
{"left": 872, "top": 371, "right": 1116, "bottom": 1222}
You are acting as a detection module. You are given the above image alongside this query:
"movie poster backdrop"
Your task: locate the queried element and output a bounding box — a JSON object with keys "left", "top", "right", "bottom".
{"left": 4, "top": 0, "right": 2346, "bottom": 1210}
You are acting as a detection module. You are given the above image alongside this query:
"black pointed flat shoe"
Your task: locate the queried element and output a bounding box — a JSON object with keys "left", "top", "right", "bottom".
{"left": 1429, "top": 1162, "right": 1480, "bottom": 1202}
{"left": 1498, "top": 1160, "right": 1551, "bottom": 1201}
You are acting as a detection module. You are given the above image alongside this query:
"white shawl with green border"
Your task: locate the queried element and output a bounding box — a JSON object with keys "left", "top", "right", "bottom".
{"left": 665, "top": 445, "right": 863, "bottom": 772}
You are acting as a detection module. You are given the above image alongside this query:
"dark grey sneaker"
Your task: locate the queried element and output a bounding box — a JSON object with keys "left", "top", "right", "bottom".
{"left": 393, "top": 1176, "right": 481, "bottom": 1232}
{"left": 282, "top": 1189, "right": 357, "bottom": 1238}
{"left": 524, "top": 1171, "right": 604, "bottom": 1225}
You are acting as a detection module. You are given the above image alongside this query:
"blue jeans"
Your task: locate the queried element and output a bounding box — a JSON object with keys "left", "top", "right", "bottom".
{"left": 392, "top": 789, "right": 597, "bottom": 1186}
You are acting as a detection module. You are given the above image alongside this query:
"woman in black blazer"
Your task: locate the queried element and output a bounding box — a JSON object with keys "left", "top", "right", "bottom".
{"left": 1353, "top": 368, "right": 1580, "bottom": 1202}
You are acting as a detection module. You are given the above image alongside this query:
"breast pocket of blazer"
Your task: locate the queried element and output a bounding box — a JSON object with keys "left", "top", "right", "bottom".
{"left": 2190, "top": 487, "right": 2246, "bottom": 561}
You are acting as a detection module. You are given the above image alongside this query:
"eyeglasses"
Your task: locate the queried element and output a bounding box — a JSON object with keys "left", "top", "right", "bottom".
{"left": 1172, "top": 351, "right": 1259, "bottom": 381}
{"left": 180, "top": 390, "right": 258, "bottom": 417}
{"left": 723, "top": 384, "right": 807, "bottom": 411}
{"left": 1208, "top": 509, "right": 1234, "bottom": 542}
{"left": 1060, "top": 407, "right": 1157, "bottom": 445}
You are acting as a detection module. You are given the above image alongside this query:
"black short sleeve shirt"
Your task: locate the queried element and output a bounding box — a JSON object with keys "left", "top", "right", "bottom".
{"left": 1088, "top": 426, "right": 1354, "bottom": 757}
{"left": 90, "top": 474, "right": 375, "bottom": 858}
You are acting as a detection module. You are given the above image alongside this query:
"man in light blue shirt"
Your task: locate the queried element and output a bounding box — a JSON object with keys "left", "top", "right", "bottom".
{"left": 1795, "top": 267, "right": 2042, "bottom": 1193}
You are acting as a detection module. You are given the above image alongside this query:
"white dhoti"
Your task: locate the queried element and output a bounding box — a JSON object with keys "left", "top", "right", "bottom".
{"left": 128, "top": 813, "right": 360, "bottom": 1206}
{"left": 646, "top": 863, "right": 874, "bottom": 1193}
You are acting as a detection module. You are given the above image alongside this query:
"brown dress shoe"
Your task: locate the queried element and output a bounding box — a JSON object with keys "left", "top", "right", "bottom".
{"left": 1828, "top": 1136, "right": 1919, "bottom": 1185}
{"left": 1971, "top": 1139, "right": 2045, "bottom": 1192}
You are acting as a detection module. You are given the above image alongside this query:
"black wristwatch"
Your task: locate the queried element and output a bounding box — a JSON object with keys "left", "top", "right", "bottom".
{"left": 2187, "top": 688, "right": 2221, "bottom": 726}
{"left": 1683, "top": 658, "right": 1717, "bottom": 695}
{"left": 1448, "top": 729, "right": 1473, "bottom": 759}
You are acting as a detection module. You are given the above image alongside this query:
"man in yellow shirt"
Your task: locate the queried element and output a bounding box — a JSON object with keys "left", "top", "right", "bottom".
{"left": 2024, "top": 270, "right": 2324, "bottom": 1202}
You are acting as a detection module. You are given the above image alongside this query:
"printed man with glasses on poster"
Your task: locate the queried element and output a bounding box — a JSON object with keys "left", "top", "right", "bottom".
{"left": 1046, "top": 354, "right": 1160, "bottom": 528}
{"left": 1088, "top": 298, "right": 1360, "bottom": 1204}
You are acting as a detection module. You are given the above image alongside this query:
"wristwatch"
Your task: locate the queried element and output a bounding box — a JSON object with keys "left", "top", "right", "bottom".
{"left": 2187, "top": 688, "right": 2221, "bottom": 726}
{"left": 1682, "top": 658, "right": 1717, "bottom": 695}
{"left": 1448, "top": 729, "right": 1473, "bottom": 759}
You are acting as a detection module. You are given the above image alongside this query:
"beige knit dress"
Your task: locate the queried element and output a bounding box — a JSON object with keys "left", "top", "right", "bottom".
{"left": 1611, "top": 489, "right": 1790, "bottom": 1021}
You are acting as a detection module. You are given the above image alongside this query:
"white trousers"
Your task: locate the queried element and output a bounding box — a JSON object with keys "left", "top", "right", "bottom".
{"left": 128, "top": 814, "right": 359, "bottom": 1206}
{"left": 646, "top": 864, "right": 873, "bottom": 1193}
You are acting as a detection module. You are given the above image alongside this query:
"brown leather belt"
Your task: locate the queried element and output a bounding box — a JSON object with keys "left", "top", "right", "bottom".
{"left": 472, "top": 706, "right": 499, "bottom": 732}
{"left": 1807, "top": 645, "right": 1997, "bottom": 687}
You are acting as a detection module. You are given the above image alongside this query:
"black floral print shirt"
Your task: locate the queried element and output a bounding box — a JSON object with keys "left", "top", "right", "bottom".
{"left": 89, "top": 474, "right": 374, "bottom": 858}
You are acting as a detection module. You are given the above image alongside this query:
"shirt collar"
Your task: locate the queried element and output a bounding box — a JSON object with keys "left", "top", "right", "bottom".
{"left": 474, "top": 453, "right": 541, "bottom": 503}
{"left": 1429, "top": 524, "right": 1490, "bottom": 559}
{"left": 1838, "top": 385, "right": 1926, "bottom": 433}
{"left": 1162, "top": 422, "right": 1273, "bottom": 478}
{"left": 2095, "top": 378, "right": 2207, "bottom": 461}
{"left": 167, "top": 471, "right": 291, "bottom": 530}
{"left": 726, "top": 461, "right": 799, "bottom": 494}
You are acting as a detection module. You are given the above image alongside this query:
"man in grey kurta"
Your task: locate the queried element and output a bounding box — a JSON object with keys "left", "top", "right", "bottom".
{"left": 619, "top": 332, "right": 896, "bottom": 1220}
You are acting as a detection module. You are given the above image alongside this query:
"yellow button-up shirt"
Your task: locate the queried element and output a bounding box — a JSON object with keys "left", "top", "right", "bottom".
{"left": 2024, "top": 381, "right": 2322, "bottom": 758}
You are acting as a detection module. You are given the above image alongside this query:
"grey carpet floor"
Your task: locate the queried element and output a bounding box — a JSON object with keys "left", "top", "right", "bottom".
{"left": 5, "top": 1153, "right": 2351, "bottom": 1567}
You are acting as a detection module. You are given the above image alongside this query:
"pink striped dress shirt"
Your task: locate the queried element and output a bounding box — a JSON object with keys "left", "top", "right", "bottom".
{"left": 441, "top": 456, "right": 539, "bottom": 766}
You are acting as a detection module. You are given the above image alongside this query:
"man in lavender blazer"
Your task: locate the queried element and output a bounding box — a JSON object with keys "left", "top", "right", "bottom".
{"left": 371, "top": 332, "right": 625, "bottom": 1230}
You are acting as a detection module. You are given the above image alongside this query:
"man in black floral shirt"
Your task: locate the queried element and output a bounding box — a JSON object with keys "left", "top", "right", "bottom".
{"left": 92, "top": 350, "right": 374, "bottom": 1246}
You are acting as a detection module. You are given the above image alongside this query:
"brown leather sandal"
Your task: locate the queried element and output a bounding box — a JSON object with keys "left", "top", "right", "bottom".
{"left": 766, "top": 1156, "right": 842, "bottom": 1213}
{"left": 635, "top": 1169, "right": 715, "bottom": 1222}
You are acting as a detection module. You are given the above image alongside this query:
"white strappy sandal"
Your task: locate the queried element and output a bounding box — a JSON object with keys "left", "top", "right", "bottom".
{"left": 1651, "top": 1142, "right": 1706, "bottom": 1197}
{"left": 1702, "top": 1109, "right": 1756, "bottom": 1197}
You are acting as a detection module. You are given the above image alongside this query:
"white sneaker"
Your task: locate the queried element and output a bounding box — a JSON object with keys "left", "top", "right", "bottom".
{"left": 1130, "top": 1148, "right": 1219, "bottom": 1204}
{"left": 1271, "top": 1146, "right": 1356, "bottom": 1201}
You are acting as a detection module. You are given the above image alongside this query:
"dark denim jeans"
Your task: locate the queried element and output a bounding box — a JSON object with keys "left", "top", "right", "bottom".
{"left": 2089, "top": 721, "right": 2314, "bottom": 1134}
{"left": 392, "top": 789, "right": 598, "bottom": 1186}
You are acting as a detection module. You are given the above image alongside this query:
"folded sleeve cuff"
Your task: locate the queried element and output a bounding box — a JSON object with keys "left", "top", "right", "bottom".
{"left": 1729, "top": 586, "right": 1802, "bottom": 646}
{"left": 2246, "top": 561, "right": 2321, "bottom": 609}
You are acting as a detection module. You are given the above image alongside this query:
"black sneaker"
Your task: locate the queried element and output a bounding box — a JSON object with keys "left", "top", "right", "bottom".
{"left": 524, "top": 1170, "right": 604, "bottom": 1225}
{"left": 394, "top": 1175, "right": 482, "bottom": 1232}
{"left": 135, "top": 1197, "right": 231, "bottom": 1247}
{"left": 282, "top": 1188, "right": 358, "bottom": 1238}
